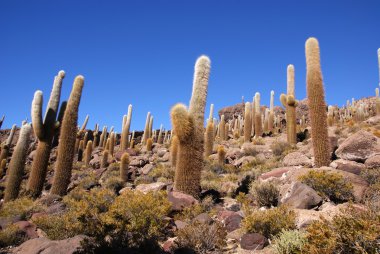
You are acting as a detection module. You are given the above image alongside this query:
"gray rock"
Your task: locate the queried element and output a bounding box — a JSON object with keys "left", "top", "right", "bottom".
{"left": 279, "top": 181, "right": 322, "bottom": 209}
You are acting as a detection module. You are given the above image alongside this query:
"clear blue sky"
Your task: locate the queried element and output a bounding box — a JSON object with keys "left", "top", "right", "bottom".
{"left": 1, "top": 1, "right": 379, "bottom": 132}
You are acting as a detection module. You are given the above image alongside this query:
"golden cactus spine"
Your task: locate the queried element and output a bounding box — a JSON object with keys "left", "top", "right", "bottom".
{"left": 4, "top": 123, "right": 32, "bottom": 202}
{"left": 280, "top": 64, "right": 298, "bottom": 144}
{"left": 157, "top": 124, "right": 164, "bottom": 144}
{"left": 170, "top": 135, "right": 179, "bottom": 169}
{"left": 120, "top": 152, "right": 129, "bottom": 182}
{"left": 171, "top": 55, "right": 210, "bottom": 197}
{"left": 204, "top": 120, "right": 214, "bottom": 157}
{"left": 109, "top": 132, "right": 115, "bottom": 156}
{"left": 27, "top": 71, "right": 65, "bottom": 198}
{"left": 146, "top": 137, "right": 153, "bottom": 151}
{"left": 121, "top": 104, "right": 132, "bottom": 150}
{"left": 327, "top": 106, "right": 334, "bottom": 126}
{"left": 306, "top": 37, "right": 330, "bottom": 167}
{"left": 99, "top": 126, "right": 107, "bottom": 148}
{"left": 78, "top": 140, "right": 84, "bottom": 162}
{"left": 268, "top": 90, "right": 274, "bottom": 133}
{"left": 219, "top": 115, "right": 226, "bottom": 140}
{"left": 50, "top": 75, "right": 84, "bottom": 196}
{"left": 251, "top": 96, "right": 255, "bottom": 136}
{"left": 0, "top": 124, "right": 16, "bottom": 163}
{"left": 101, "top": 149, "right": 109, "bottom": 168}
{"left": 376, "top": 88, "right": 380, "bottom": 115}
{"left": 244, "top": 102, "right": 252, "bottom": 142}
{"left": 142, "top": 112, "right": 151, "bottom": 144}
{"left": 217, "top": 145, "right": 226, "bottom": 166}
{"left": 0, "top": 159, "right": 6, "bottom": 177}
{"left": 263, "top": 108, "right": 269, "bottom": 133}
{"left": 254, "top": 92, "right": 262, "bottom": 138}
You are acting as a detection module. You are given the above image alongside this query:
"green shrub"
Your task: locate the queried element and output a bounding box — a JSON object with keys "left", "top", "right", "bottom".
{"left": 0, "top": 197, "right": 44, "bottom": 220}
{"left": 174, "top": 221, "right": 226, "bottom": 254}
{"left": 250, "top": 181, "right": 279, "bottom": 207}
{"left": 0, "top": 224, "right": 27, "bottom": 248}
{"left": 242, "top": 206, "right": 296, "bottom": 239}
{"left": 270, "top": 140, "right": 291, "bottom": 156}
{"left": 360, "top": 168, "right": 380, "bottom": 185}
{"left": 148, "top": 163, "right": 174, "bottom": 181}
{"left": 304, "top": 206, "right": 380, "bottom": 254}
{"left": 298, "top": 170, "right": 353, "bottom": 202}
{"left": 273, "top": 229, "right": 307, "bottom": 254}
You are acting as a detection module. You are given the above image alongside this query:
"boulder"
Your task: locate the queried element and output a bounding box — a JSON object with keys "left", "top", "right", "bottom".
{"left": 335, "top": 130, "right": 380, "bottom": 162}
{"left": 12, "top": 235, "right": 88, "bottom": 254}
{"left": 364, "top": 154, "right": 380, "bottom": 169}
{"left": 330, "top": 159, "right": 365, "bottom": 175}
{"left": 224, "top": 213, "right": 243, "bottom": 232}
{"left": 240, "top": 233, "right": 268, "bottom": 250}
{"left": 233, "top": 156, "right": 256, "bottom": 167}
{"left": 141, "top": 164, "right": 154, "bottom": 175}
{"left": 279, "top": 182, "right": 322, "bottom": 209}
{"left": 283, "top": 152, "right": 312, "bottom": 167}
{"left": 14, "top": 221, "right": 38, "bottom": 239}
{"left": 129, "top": 156, "right": 149, "bottom": 167}
{"left": 167, "top": 191, "right": 198, "bottom": 211}
{"left": 294, "top": 209, "right": 321, "bottom": 229}
{"left": 135, "top": 182, "right": 167, "bottom": 194}
{"left": 259, "top": 167, "right": 294, "bottom": 180}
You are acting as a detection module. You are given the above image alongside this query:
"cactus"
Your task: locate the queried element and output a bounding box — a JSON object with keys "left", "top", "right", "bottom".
{"left": 78, "top": 140, "right": 84, "bottom": 161}
{"left": 0, "top": 159, "right": 6, "bottom": 177}
{"left": 376, "top": 88, "right": 380, "bottom": 115}
{"left": 305, "top": 37, "right": 330, "bottom": 167}
{"left": 148, "top": 116, "right": 154, "bottom": 139}
{"left": 204, "top": 120, "right": 214, "bottom": 157}
{"left": 74, "top": 115, "right": 89, "bottom": 153}
{"left": 99, "top": 126, "right": 107, "bottom": 148}
{"left": 101, "top": 149, "right": 109, "bottom": 168}
{"left": 84, "top": 140, "right": 92, "bottom": 166}
{"left": 243, "top": 102, "right": 252, "bottom": 142}
{"left": 142, "top": 112, "right": 151, "bottom": 144}
{"left": 254, "top": 92, "right": 262, "bottom": 138}
{"left": 83, "top": 132, "right": 88, "bottom": 148}
{"left": 251, "top": 96, "right": 255, "bottom": 136}
{"left": 268, "top": 90, "right": 274, "bottom": 133}
{"left": 157, "top": 124, "right": 163, "bottom": 144}
{"left": 130, "top": 130, "right": 135, "bottom": 148}
{"left": 378, "top": 48, "right": 380, "bottom": 87}
{"left": 280, "top": 65, "right": 298, "bottom": 144}
{"left": 120, "top": 152, "right": 129, "bottom": 182}
{"left": 208, "top": 104, "right": 214, "bottom": 122}
{"left": 50, "top": 75, "right": 84, "bottom": 196}
{"left": 0, "top": 124, "right": 16, "bottom": 163}
{"left": 170, "top": 135, "right": 179, "bottom": 169}
{"left": 27, "top": 71, "right": 65, "bottom": 198}
{"left": 146, "top": 137, "right": 153, "bottom": 151}
{"left": 109, "top": 132, "right": 115, "bottom": 156}
{"left": 219, "top": 115, "right": 226, "bottom": 140}
{"left": 170, "top": 55, "right": 210, "bottom": 197}
{"left": 263, "top": 108, "right": 269, "bottom": 134}
{"left": 4, "top": 123, "right": 32, "bottom": 202}
{"left": 121, "top": 104, "right": 132, "bottom": 151}
{"left": 327, "top": 106, "right": 334, "bottom": 126}
{"left": 217, "top": 145, "right": 226, "bottom": 166}
{"left": 0, "top": 115, "right": 4, "bottom": 130}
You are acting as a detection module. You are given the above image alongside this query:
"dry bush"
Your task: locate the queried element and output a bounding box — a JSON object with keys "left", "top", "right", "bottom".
{"left": 250, "top": 181, "right": 279, "bottom": 207}
{"left": 270, "top": 140, "right": 291, "bottom": 156}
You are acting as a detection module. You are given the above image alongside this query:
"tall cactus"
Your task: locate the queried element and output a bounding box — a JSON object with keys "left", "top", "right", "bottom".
{"left": 0, "top": 124, "right": 16, "bottom": 163}
{"left": 280, "top": 65, "right": 298, "bottom": 144}
{"left": 376, "top": 88, "right": 380, "bottom": 116}
{"left": 306, "top": 38, "right": 330, "bottom": 167}
{"left": 85, "top": 140, "right": 92, "bottom": 167}
{"left": 4, "top": 123, "right": 32, "bottom": 202}
{"left": 142, "top": 112, "right": 151, "bottom": 145}
{"left": 121, "top": 104, "right": 132, "bottom": 150}
{"left": 254, "top": 92, "right": 262, "bottom": 138}
{"left": 204, "top": 120, "right": 214, "bottom": 157}
{"left": 27, "top": 71, "right": 65, "bottom": 198}
{"left": 244, "top": 102, "right": 251, "bottom": 142}
{"left": 0, "top": 115, "right": 4, "bottom": 130}
{"left": 170, "top": 55, "right": 210, "bottom": 197}
{"left": 268, "top": 90, "right": 274, "bottom": 133}
{"left": 120, "top": 152, "right": 129, "bottom": 182}
{"left": 219, "top": 115, "right": 226, "bottom": 140}
{"left": 170, "top": 135, "right": 179, "bottom": 169}
{"left": 50, "top": 75, "right": 84, "bottom": 196}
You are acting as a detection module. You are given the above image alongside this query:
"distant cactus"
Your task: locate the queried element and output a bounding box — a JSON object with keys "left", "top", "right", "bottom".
{"left": 327, "top": 106, "right": 334, "bottom": 126}
{"left": 99, "top": 126, "right": 107, "bottom": 148}
{"left": 280, "top": 64, "right": 298, "bottom": 144}
{"left": 51, "top": 75, "right": 84, "bottom": 196}
{"left": 254, "top": 92, "right": 262, "bottom": 138}
{"left": 376, "top": 88, "right": 380, "bottom": 115}
{"left": 204, "top": 120, "right": 214, "bottom": 157}
{"left": 27, "top": 71, "right": 65, "bottom": 198}
{"left": 142, "top": 112, "right": 151, "bottom": 145}
{"left": 109, "top": 132, "right": 115, "bottom": 156}
{"left": 263, "top": 108, "right": 269, "bottom": 134}
{"left": 219, "top": 115, "right": 226, "bottom": 140}
{"left": 0, "top": 115, "right": 4, "bottom": 129}
{"left": 217, "top": 145, "right": 226, "bottom": 166}
{"left": 78, "top": 140, "right": 84, "bottom": 162}
{"left": 146, "top": 138, "right": 153, "bottom": 152}
{"left": 121, "top": 104, "right": 132, "bottom": 150}
{"left": 306, "top": 38, "right": 330, "bottom": 167}
{"left": 92, "top": 124, "right": 99, "bottom": 148}
{"left": 170, "top": 55, "right": 210, "bottom": 197}
{"left": 101, "top": 149, "right": 109, "bottom": 168}
{"left": 148, "top": 116, "right": 154, "bottom": 139}
{"left": 0, "top": 124, "right": 16, "bottom": 163}
{"left": 120, "top": 152, "right": 129, "bottom": 182}
{"left": 244, "top": 102, "right": 252, "bottom": 142}
{"left": 85, "top": 140, "right": 92, "bottom": 166}
{"left": 170, "top": 135, "right": 179, "bottom": 169}
{"left": 0, "top": 159, "right": 6, "bottom": 177}
{"left": 157, "top": 124, "right": 163, "bottom": 144}
{"left": 4, "top": 123, "right": 32, "bottom": 202}
{"left": 268, "top": 90, "right": 274, "bottom": 133}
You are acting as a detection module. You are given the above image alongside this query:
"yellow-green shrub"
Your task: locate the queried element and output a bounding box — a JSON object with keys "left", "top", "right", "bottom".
{"left": 360, "top": 168, "right": 380, "bottom": 185}
{"left": 0, "top": 197, "right": 44, "bottom": 220}
{"left": 273, "top": 229, "right": 307, "bottom": 254}
{"left": 298, "top": 170, "right": 353, "bottom": 202}
{"left": 242, "top": 206, "right": 296, "bottom": 239}
{"left": 250, "top": 181, "right": 279, "bottom": 207}
{"left": 270, "top": 140, "right": 291, "bottom": 156}
{"left": 0, "top": 224, "right": 27, "bottom": 248}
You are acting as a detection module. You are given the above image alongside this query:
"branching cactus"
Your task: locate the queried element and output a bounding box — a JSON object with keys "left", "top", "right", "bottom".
{"left": 244, "top": 102, "right": 252, "bottom": 142}
{"left": 51, "top": 75, "right": 84, "bottom": 196}
{"left": 170, "top": 55, "right": 210, "bottom": 197}
{"left": 280, "top": 64, "right": 298, "bottom": 144}
{"left": 269, "top": 90, "right": 274, "bottom": 133}
{"left": 120, "top": 152, "right": 129, "bottom": 182}
{"left": 4, "top": 123, "right": 32, "bottom": 202}
{"left": 27, "top": 71, "right": 65, "bottom": 198}
{"left": 306, "top": 37, "right": 330, "bottom": 167}
{"left": 0, "top": 124, "right": 16, "bottom": 163}
{"left": 148, "top": 116, "right": 154, "bottom": 139}
{"left": 121, "top": 104, "right": 132, "bottom": 150}
{"left": 254, "top": 92, "right": 262, "bottom": 138}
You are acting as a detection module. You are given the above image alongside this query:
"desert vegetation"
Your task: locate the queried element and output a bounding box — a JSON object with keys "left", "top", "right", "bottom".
{"left": 0, "top": 37, "right": 379, "bottom": 254}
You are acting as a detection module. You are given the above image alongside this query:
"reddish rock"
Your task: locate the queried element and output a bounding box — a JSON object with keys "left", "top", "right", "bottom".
{"left": 224, "top": 213, "right": 243, "bottom": 232}
{"left": 330, "top": 159, "right": 365, "bottom": 175}
{"left": 168, "top": 191, "right": 198, "bottom": 211}
{"left": 364, "top": 154, "right": 380, "bottom": 169}
{"left": 135, "top": 182, "right": 167, "bottom": 194}
{"left": 279, "top": 182, "right": 322, "bottom": 209}
{"left": 14, "top": 221, "right": 38, "bottom": 239}
{"left": 259, "top": 167, "right": 294, "bottom": 180}
{"left": 240, "top": 233, "right": 268, "bottom": 250}
{"left": 283, "top": 152, "right": 312, "bottom": 167}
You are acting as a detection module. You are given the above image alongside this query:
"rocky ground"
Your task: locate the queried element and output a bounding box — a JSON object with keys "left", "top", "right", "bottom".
{"left": 0, "top": 103, "right": 379, "bottom": 254}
